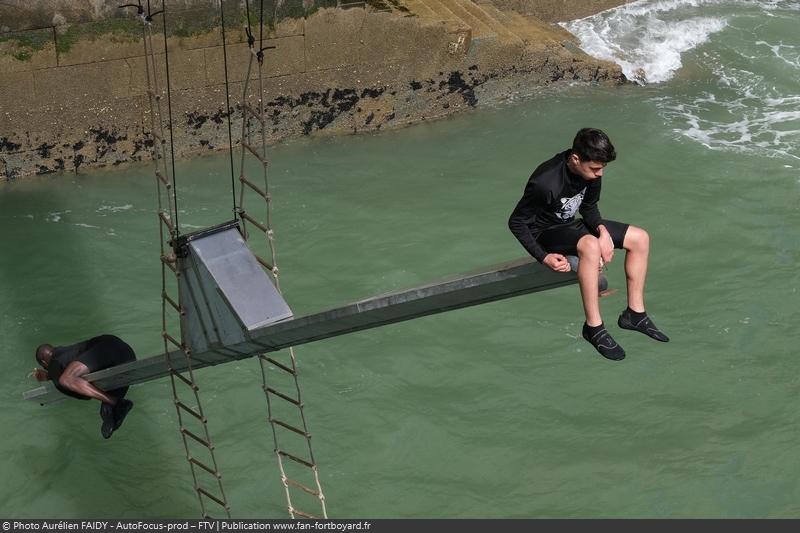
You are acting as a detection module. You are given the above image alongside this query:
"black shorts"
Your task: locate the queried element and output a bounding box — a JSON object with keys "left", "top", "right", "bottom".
{"left": 78, "top": 335, "right": 136, "bottom": 371}
{"left": 78, "top": 335, "right": 135, "bottom": 400}
{"left": 537, "top": 219, "right": 629, "bottom": 256}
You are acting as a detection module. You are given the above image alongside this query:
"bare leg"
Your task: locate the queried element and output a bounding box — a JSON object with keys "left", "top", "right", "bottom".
{"left": 623, "top": 226, "right": 650, "bottom": 313}
{"left": 59, "top": 361, "right": 118, "bottom": 405}
{"left": 577, "top": 234, "right": 603, "bottom": 326}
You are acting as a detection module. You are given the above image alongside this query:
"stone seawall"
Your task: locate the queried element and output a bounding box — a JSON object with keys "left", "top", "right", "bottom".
{"left": 0, "top": 1, "right": 629, "bottom": 180}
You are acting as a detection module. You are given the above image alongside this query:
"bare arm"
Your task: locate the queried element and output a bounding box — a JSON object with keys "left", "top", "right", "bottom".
{"left": 596, "top": 224, "right": 614, "bottom": 264}
{"left": 58, "top": 361, "right": 117, "bottom": 405}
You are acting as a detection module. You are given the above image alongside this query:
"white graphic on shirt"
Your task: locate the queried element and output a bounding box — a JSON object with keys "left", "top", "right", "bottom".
{"left": 556, "top": 188, "right": 586, "bottom": 220}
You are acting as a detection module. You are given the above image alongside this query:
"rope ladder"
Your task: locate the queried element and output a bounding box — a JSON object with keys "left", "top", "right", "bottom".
{"left": 237, "top": 3, "right": 328, "bottom": 519}
{"left": 132, "top": 1, "right": 232, "bottom": 518}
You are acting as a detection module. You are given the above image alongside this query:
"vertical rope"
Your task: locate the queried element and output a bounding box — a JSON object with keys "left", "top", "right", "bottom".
{"left": 219, "top": 0, "right": 238, "bottom": 219}
{"left": 160, "top": 0, "right": 180, "bottom": 237}
{"left": 259, "top": 0, "right": 264, "bottom": 50}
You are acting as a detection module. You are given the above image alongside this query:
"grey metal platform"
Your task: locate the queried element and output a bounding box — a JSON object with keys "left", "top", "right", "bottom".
{"left": 24, "top": 257, "right": 577, "bottom": 405}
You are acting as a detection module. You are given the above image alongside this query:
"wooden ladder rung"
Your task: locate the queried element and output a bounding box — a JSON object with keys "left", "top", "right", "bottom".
{"left": 264, "top": 386, "right": 301, "bottom": 406}
{"left": 285, "top": 477, "right": 320, "bottom": 497}
{"left": 270, "top": 418, "right": 310, "bottom": 438}
{"left": 161, "top": 255, "right": 177, "bottom": 274}
{"left": 158, "top": 210, "right": 175, "bottom": 232}
{"left": 240, "top": 175, "right": 269, "bottom": 200}
{"left": 189, "top": 456, "right": 221, "bottom": 478}
{"left": 196, "top": 487, "right": 228, "bottom": 509}
{"left": 162, "top": 331, "right": 182, "bottom": 351}
{"left": 242, "top": 141, "right": 268, "bottom": 165}
{"left": 162, "top": 291, "right": 181, "bottom": 313}
{"left": 169, "top": 369, "right": 199, "bottom": 391}
{"left": 255, "top": 253, "right": 275, "bottom": 272}
{"left": 240, "top": 211, "right": 269, "bottom": 234}
{"left": 155, "top": 170, "right": 171, "bottom": 188}
{"left": 175, "top": 400, "right": 205, "bottom": 422}
{"left": 182, "top": 427, "right": 213, "bottom": 449}
{"left": 289, "top": 507, "right": 318, "bottom": 519}
{"left": 261, "top": 356, "right": 296, "bottom": 376}
{"left": 277, "top": 449, "right": 314, "bottom": 469}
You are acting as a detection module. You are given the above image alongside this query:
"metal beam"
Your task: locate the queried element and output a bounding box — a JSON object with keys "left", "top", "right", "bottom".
{"left": 24, "top": 257, "right": 576, "bottom": 405}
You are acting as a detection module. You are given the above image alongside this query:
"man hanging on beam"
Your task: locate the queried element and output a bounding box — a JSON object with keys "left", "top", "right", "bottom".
{"left": 508, "top": 127, "right": 669, "bottom": 361}
{"left": 31, "top": 334, "right": 136, "bottom": 438}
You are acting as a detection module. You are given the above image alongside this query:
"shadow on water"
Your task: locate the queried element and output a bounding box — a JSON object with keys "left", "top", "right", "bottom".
{"left": 0, "top": 177, "right": 193, "bottom": 517}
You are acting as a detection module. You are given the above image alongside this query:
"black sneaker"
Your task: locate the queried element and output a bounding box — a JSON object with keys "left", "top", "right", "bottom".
{"left": 582, "top": 323, "right": 626, "bottom": 361}
{"left": 100, "top": 403, "right": 115, "bottom": 439}
{"left": 618, "top": 309, "right": 669, "bottom": 342}
{"left": 112, "top": 399, "right": 134, "bottom": 432}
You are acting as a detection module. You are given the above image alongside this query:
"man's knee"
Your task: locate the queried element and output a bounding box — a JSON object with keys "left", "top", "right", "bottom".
{"left": 624, "top": 226, "right": 650, "bottom": 252}
{"left": 577, "top": 235, "right": 600, "bottom": 257}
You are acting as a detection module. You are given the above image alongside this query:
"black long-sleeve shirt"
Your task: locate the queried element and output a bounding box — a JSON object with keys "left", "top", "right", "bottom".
{"left": 508, "top": 150, "right": 603, "bottom": 262}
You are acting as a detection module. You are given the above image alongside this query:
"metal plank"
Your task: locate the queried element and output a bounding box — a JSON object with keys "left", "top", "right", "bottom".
{"left": 24, "top": 258, "right": 576, "bottom": 404}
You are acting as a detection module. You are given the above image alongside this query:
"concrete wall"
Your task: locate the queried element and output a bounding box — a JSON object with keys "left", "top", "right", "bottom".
{"left": 1, "top": 3, "right": 627, "bottom": 180}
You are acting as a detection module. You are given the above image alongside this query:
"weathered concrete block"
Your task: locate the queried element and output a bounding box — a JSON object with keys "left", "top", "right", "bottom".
{"left": 261, "top": 35, "right": 305, "bottom": 78}
{"left": 205, "top": 43, "right": 254, "bottom": 86}
{"left": 304, "top": 7, "right": 363, "bottom": 72}
{"left": 56, "top": 27, "right": 144, "bottom": 66}
{"left": 126, "top": 47, "right": 207, "bottom": 93}
{"left": 358, "top": 11, "right": 459, "bottom": 80}
{"left": 203, "top": 34, "right": 304, "bottom": 85}
{"left": 0, "top": 71, "right": 37, "bottom": 116}
{"left": 165, "top": 47, "right": 208, "bottom": 90}
{"left": 34, "top": 61, "right": 133, "bottom": 104}
{"left": 179, "top": 25, "right": 248, "bottom": 51}
{"left": 0, "top": 28, "right": 58, "bottom": 72}
{"left": 120, "top": 55, "right": 154, "bottom": 97}
{"left": 274, "top": 17, "right": 305, "bottom": 38}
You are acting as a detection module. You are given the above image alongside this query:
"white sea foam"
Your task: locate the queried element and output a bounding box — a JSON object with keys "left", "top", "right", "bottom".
{"left": 72, "top": 223, "right": 100, "bottom": 229}
{"left": 46, "top": 210, "right": 71, "bottom": 223}
{"left": 657, "top": 92, "right": 800, "bottom": 160}
{"left": 563, "top": 2, "right": 728, "bottom": 84}
{"left": 563, "top": 0, "right": 799, "bottom": 84}
{"left": 756, "top": 40, "right": 800, "bottom": 70}
{"left": 658, "top": 37, "right": 800, "bottom": 159}
{"left": 97, "top": 204, "right": 133, "bottom": 214}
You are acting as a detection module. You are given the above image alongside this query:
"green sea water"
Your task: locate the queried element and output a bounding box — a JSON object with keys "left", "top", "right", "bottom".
{"left": 1, "top": 0, "right": 799, "bottom": 518}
